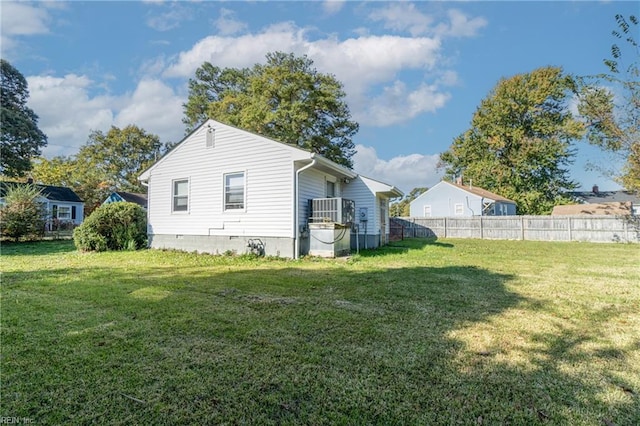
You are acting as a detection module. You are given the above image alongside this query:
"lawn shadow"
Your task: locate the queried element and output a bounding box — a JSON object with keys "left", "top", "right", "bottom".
{"left": 356, "top": 237, "right": 453, "bottom": 258}
{"left": 1, "top": 239, "right": 76, "bottom": 257}
{"left": 2, "top": 255, "right": 638, "bottom": 424}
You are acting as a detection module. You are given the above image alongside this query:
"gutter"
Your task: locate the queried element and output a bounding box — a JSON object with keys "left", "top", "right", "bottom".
{"left": 293, "top": 156, "right": 317, "bottom": 259}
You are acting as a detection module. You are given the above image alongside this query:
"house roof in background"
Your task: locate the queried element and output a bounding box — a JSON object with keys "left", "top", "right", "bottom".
{"left": 0, "top": 181, "right": 83, "bottom": 203}
{"left": 114, "top": 191, "right": 148, "bottom": 208}
{"left": 448, "top": 181, "right": 516, "bottom": 203}
{"left": 569, "top": 190, "right": 640, "bottom": 205}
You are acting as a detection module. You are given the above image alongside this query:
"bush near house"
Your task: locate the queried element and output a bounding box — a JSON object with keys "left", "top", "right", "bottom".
{"left": 73, "top": 201, "right": 147, "bottom": 251}
{"left": 0, "top": 183, "right": 46, "bottom": 241}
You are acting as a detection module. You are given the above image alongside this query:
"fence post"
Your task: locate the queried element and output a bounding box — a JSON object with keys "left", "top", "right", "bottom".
{"left": 480, "top": 216, "right": 484, "bottom": 240}
{"left": 568, "top": 217, "right": 572, "bottom": 242}
{"left": 444, "top": 217, "right": 447, "bottom": 238}
{"left": 521, "top": 216, "right": 525, "bottom": 240}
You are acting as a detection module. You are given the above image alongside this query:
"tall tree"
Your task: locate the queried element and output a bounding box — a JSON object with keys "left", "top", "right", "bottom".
{"left": 578, "top": 14, "right": 639, "bottom": 192}
{"left": 0, "top": 59, "right": 47, "bottom": 177}
{"left": 184, "top": 52, "right": 359, "bottom": 168}
{"left": 439, "top": 66, "right": 583, "bottom": 215}
{"left": 32, "top": 125, "right": 166, "bottom": 213}
{"left": 77, "top": 125, "right": 164, "bottom": 192}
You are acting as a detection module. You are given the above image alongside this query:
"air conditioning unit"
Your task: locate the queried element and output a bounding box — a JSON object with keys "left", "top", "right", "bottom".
{"left": 308, "top": 198, "right": 355, "bottom": 225}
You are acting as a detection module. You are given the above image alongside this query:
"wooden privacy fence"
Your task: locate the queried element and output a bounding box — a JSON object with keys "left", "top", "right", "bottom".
{"left": 390, "top": 216, "right": 640, "bottom": 243}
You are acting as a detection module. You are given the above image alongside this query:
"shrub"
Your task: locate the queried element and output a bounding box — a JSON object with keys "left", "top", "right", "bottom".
{"left": 0, "top": 183, "right": 46, "bottom": 241}
{"left": 74, "top": 202, "right": 147, "bottom": 252}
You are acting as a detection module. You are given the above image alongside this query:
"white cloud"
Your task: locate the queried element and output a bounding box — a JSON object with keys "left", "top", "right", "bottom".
{"left": 1, "top": 2, "right": 51, "bottom": 36}
{"left": 368, "top": 3, "right": 486, "bottom": 38}
{"left": 353, "top": 145, "right": 443, "bottom": 193}
{"left": 114, "top": 79, "right": 185, "bottom": 144}
{"left": 322, "top": 1, "right": 346, "bottom": 16}
{"left": 359, "top": 81, "right": 450, "bottom": 126}
{"left": 146, "top": 3, "right": 193, "bottom": 31}
{"left": 214, "top": 8, "right": 248, "bottom": 35}
{"left": 27, "top": 74, "right": 185, "bottom": 157}
{"left": 435, "top": 9, "right": 487, "bottom": 38}
{"left": 162, "top": 24, "right": 447, "bottom": 126}
{"left": 368, "top": 3, "right": 433, "bottom": 37}
{"left": 27, "top": 74, "right": 115, "bottom": 157}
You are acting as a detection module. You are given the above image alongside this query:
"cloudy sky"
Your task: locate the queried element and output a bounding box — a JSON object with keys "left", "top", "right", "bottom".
{"left": 2, "top": 1, "right": 635, "bottom": 192}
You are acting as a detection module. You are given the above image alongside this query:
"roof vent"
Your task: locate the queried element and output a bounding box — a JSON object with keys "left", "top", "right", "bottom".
{"left": 592, "top": 184, "right": 599, "bottom": 195}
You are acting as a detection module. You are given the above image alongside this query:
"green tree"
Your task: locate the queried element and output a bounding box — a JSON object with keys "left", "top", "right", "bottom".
{"left": 0, "top": 183, "right": 46, "bottom": 241}
{"left": 0, "top": 59, "right": 48, "bottom": 177}
{"left": 31, "top": 156, "right": 108, "bottom": 213}
{"left": 77, "top": 125, "right": 164, "bottom": 192}
{"left": 439, "top": 66, "right": 583, "bottom": 215}
{"left": 184, "top": 52, "right": 359, "bottom": 168}
{"left": 390, "top": 187, "right": 428, "bottom": 217}
{"left": 31, "top": 125, "right": 165, "bottom": 213}
{"left": 578, "top": 14, "right": 639, "bottom": 192}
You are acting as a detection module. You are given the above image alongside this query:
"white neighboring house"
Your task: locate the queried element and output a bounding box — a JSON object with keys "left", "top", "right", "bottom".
{"left": 139, "top": 119, "right": 402, "bottom": 258}
{"left": 0, "top": 181, "right": 84, "bottom": 229}
{"left": 410, "top": 180, "right": 517, "bottom": 217}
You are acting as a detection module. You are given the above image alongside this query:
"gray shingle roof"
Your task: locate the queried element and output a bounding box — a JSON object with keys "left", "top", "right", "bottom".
{"left": 0, "top": 181, "right": 83, "bottom": 202}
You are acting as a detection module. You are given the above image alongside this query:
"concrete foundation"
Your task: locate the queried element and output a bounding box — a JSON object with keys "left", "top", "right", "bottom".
{"left": 149, "top": 234, "right": 296, "bottom": 258}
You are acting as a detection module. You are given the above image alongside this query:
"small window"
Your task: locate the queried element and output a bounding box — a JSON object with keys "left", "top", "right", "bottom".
{"left": 423, "top": 205, "right": 432, "bottom": 217}
{"left": 173, "top": 179, "right": 189, "bottom": 212}
{"left": 225, "top": 172, "right": 245, "bottom": 210}
{"left": 326, "top": 181, "right": 335, "bottom": 198}
{"left": 454, "top": 203, "right": 464, "bottom": 216}
{"left": 57, "top": 206, "right": 71, "bottom": 220}
{"left": 206, "top": 127, "right": 215, "bottom": 148}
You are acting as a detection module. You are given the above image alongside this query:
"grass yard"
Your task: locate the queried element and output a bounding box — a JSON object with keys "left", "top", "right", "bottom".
{"left": 1, "top": 238, "right": 639, "bottom": 425}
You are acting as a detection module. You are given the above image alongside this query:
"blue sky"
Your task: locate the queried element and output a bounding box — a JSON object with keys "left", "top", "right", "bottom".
{"left": 2, "top": 1, "right": 636, "bottom": 193}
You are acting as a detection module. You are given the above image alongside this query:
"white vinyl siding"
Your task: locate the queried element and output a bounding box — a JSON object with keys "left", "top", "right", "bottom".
{"left": 224, "top": 172, "right": 245, "bottom": 211}
{"left": 172, "top": 179, "right": 189, "bottom": 212}
{"left": 145, "top": 120, "right": 309, "bottom": 238}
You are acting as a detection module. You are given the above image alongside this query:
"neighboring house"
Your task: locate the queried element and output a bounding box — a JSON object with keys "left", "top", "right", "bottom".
{"left": 103, "top": 191, "right": 148, "bottom": 209}
{"left": 138, "top": 119, "right": 401, "bottom": 258}
{"left": 569, "top": 186, "right": 640, "bottom": 216}
{"left": 0, "top": 181, "right": 84, "bottom": 228}
{"left": 410, "top": 180, "right": 517, "bottom": 217}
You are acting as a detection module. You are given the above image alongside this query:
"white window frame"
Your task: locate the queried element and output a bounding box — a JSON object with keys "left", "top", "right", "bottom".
{"left": 172, "top": 178, "right": 189, "bottom": 213}
{"left": 454, "top": 203, "right": 464, "bottom": 216}
{"left": 326, "top": 180, "right": 336, "bottom": 198}
{"left": 224, "top": 171, "right": 246, "bottom": 212}
{"left": 423, "top": 205, "right": 432, "bottom": 217}
{"left": 57, "top": 205, "right": 71, "bottom": 220}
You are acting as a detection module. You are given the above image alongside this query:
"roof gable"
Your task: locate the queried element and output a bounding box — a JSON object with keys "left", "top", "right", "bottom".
{"left": 140, "top": 119, "right": 352, "bottom": 181}
{"left": 447, "top": 181, "right": 515, "bottom": 203}
{"left": 358, "top": 175, "right": 404, "bottom": 198}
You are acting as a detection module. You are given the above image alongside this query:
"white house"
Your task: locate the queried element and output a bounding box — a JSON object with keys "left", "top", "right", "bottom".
{"left": 139, "top": 119, "right": 401, "bottom": 258}
{"left": 410, "top": 180, "right": 516, "bottom": 217}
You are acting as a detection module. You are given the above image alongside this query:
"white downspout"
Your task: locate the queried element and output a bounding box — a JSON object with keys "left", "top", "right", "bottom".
{"left": 294, "top": 157, "right": 317, "bottom": 259}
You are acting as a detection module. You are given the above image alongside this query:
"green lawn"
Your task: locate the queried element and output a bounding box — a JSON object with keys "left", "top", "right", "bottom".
{"left": 1, "top": 238, "right": 639, "bottom": 425}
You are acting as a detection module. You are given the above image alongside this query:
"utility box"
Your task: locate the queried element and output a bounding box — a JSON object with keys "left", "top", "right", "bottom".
{"left": 308, "top": 223, "right": 351, "bottom": 258}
